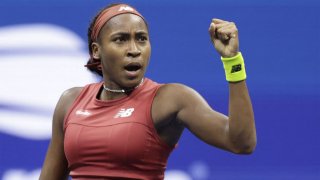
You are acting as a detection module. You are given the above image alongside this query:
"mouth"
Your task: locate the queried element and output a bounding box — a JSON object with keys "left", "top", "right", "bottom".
{"left": 124, "top": 62, "right": 142, "bottom": 72}
{"left": 124, "top": 62, "right": 142, "bottom": 77}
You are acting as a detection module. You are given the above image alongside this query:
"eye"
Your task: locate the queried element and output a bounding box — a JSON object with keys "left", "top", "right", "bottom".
{"left": 137, "top": 35, "right": 148, "bottom": 42}
{"left": 113, "top": 36, "right": 127, "bottom": 43}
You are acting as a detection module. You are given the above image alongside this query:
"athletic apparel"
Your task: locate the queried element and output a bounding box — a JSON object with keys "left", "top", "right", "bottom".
{"left": 64, "top": 78, "right": 174, "bottom": 180}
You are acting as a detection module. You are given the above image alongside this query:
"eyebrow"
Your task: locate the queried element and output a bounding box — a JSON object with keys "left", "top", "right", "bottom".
{"left": 109, "top": 30, "right": 148, "bottom": 37}
{"left": 135, "top": 30, "right": 148, "bottom": 35}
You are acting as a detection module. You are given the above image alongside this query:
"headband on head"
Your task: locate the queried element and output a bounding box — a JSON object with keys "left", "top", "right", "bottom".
{"left": 85, "top": 4, "right": 145, "bottom": 71}
{"left": 91, "top": 4, "right": 145, "bottom": 42}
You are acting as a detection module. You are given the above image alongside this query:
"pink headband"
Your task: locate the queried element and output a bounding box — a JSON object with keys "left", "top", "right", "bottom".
{"left": 91, "top": 4, "right": 145, "bottom": 42}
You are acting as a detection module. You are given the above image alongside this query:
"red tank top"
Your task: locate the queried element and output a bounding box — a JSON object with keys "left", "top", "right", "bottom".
{"left": 64, "top": 78, "right": 174, "bottom": 180}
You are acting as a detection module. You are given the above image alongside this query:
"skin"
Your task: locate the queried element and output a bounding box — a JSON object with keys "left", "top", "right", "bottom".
{"left": 92, "top": 14, "right": 151, "bottom": 100}
{"left": 40, "top": 14, "right": 256, "bottom": 180}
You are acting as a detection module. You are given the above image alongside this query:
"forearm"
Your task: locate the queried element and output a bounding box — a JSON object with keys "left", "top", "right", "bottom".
{"left": 228, "top": 80, "right": 256, "bottom": 154}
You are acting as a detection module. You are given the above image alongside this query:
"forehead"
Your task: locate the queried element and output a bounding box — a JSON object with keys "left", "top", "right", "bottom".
{"left": 103, "top": 14, "right": 148, "bottom": 33}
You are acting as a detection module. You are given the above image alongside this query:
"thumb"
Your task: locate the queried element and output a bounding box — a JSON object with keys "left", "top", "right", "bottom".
{"left": 208, "top": 22, "right": 217, "bottom": 42}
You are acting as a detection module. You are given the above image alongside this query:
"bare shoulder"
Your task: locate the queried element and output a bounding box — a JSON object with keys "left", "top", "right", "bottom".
{"left": 153, "top": 83, "right": 205, "bottom": 118}
{"left": 152, "top": 83, "right": 210, "bottom": 143}
{"left": 156, "top": 83, "right": 204, "bottom": 106}
{"left": 60, "top": 87, "right": 83, "bottom": 103}
{"left": 58, "top": 87, "right": 83, "bottom": 109}
{"left": 157, "top": 83, "right": 195, "bottom": 97}
{"left": 53, "top": 87, "right": 84, "bottom": 126}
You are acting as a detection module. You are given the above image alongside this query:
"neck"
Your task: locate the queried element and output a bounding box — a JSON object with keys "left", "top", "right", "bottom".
{"left": 100, "top": 78, "right": 144, "bottom": 100}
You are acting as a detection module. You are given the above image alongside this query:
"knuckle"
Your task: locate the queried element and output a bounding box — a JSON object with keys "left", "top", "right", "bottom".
{"left": 230, "top": 22, "right": 236, "bottom": 28}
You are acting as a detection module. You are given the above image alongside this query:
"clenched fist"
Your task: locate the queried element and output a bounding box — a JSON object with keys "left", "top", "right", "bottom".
{"left": 209, "top": 18, "right": 239, "bottom": 58}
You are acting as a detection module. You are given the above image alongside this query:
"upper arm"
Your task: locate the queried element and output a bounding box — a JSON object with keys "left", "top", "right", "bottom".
{"left": 39, "top": 87, "right": 82, "bottom": 180}
{"left": 165, "top": 84, "right": 233, "bottom": 151}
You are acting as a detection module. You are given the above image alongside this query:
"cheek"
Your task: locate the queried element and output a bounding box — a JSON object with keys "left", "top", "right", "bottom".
{"left": 102, "top": 45, "right": 121, "bottom": 59}
{"left": 101, "top": 52, "right": 121, "bottom": 73}
{"left": 101, "top": 46, "right": 123, "bottom": 62}
{"left": 143, "top": 44, "right": 151, "bottom": 59}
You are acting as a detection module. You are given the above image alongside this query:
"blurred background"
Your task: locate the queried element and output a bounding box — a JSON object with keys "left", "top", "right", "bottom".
{"left": 0, "top": 0, "right": 319, "bottom": 179}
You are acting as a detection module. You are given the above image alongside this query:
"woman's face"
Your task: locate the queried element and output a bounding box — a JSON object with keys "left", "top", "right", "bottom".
{"left": 93, "top": 13, "right": 151, "bottom": 89}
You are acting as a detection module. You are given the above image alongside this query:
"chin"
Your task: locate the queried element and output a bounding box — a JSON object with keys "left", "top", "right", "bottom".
{"left": 123, "top": 77, "right": 143, "bottom": 89}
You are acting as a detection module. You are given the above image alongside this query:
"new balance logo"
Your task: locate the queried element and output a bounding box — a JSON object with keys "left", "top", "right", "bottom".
{"left": 118, "top": 6, "right": 134, "bottom": 12}
{"left": 231, "top": 64, "right": 242, "bottom": 73}
{"left": 114, "top": 108, "right": 135, "bottom": 118}
{"left": 75, "top": 110, "right": 91, "bottom": 116}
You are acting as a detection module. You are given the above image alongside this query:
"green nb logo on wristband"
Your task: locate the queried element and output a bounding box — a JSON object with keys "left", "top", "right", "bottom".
{"left": 231, "top": 64, "right": 242, "bottom": 73}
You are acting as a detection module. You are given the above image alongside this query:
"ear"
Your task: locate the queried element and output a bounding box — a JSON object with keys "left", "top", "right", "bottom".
{"left": 91, "top": 42, "right": 101, "bottom": 59}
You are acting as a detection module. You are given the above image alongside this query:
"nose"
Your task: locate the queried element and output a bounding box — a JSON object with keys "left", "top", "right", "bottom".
{"left": 127, "top": 41, "right": 141, "bottom": 57}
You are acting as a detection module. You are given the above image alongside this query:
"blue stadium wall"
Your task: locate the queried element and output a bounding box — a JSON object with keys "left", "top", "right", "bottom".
{"left": 0, "top": 0, "right": 319, "bottom": 179}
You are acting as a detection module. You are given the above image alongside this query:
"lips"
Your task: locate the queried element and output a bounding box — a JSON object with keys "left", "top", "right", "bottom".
{"left": 124, "top": 62, "right": 142, "bottom": 77}
{"left": 124, "top": 62, "right": 142, "bottom": 71}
